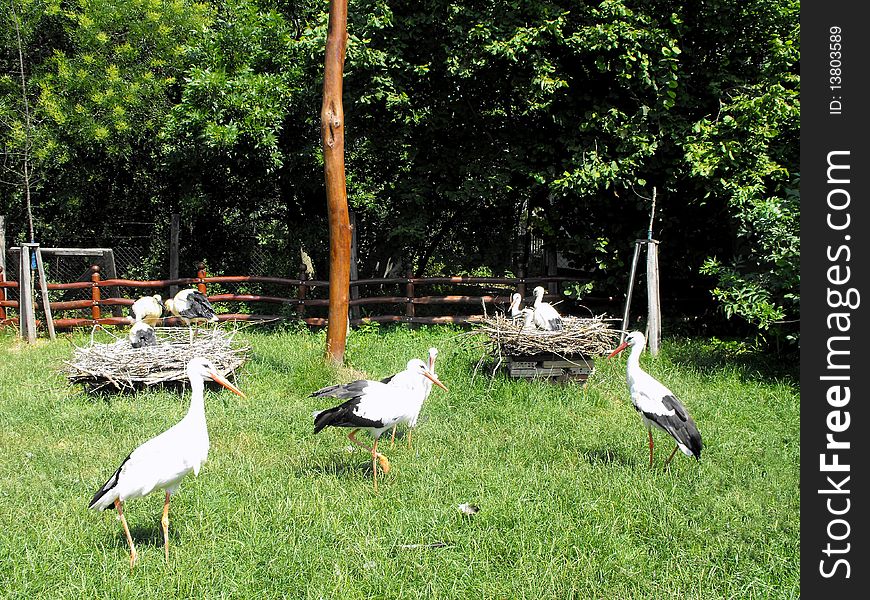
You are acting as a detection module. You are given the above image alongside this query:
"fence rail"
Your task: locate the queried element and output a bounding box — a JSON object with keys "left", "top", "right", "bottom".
{"left": 1, "top": 263, "right": 606, "bottom": 331}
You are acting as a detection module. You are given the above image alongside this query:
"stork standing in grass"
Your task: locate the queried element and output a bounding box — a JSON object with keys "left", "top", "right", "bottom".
{"left": 89, "top": 358, "right": 246, "bottom": 567}
{"left": 164, "top": 288, "right": 219, "bottom": 343}
{"left": 312, "top": 359, "right": 447, "bottom": 491}
{"left": 387, "top": 347, "right": 440, "bottom": 448}
{"left": 608, "top": 331, "right": 702, "bottom": 467}
{"left": 130, "top": 294, "right": 163, "bottom": 326}
{"left": 532, "top": 286, "right": 563, "bottom": 331}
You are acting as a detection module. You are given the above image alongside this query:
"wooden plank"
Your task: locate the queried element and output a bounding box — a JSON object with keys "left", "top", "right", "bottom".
{"left": 32, "top": 246, "right": 56, "bottom": 340}
{"left": 8, "top": 247, "right": 112, "bottom": 256}
{"left": 19, "top": 246, "right": 35, "bottom": 342}
{"left": 170, "top": 213, "right": 180, "bottom": 298}
{"left": 646, "top": 239, "right": 661, "bottom": 356}
{"left": 0, "top": 215, "right": 6, "bottom": 277}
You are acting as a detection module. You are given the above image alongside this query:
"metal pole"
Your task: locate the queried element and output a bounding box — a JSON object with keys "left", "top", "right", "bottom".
{"left": 620, "top": 240, "right": 644, "bottom": 341}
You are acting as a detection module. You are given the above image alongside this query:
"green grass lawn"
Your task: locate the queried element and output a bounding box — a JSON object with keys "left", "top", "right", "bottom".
{"left": 0, "top": 324, "right": 799, "bottom": 599}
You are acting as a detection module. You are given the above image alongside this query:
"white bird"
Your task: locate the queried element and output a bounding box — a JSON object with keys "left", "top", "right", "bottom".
{"left": 312, "top": 359, "right": 447, "bottom": 491}
{"left": 532, "top": 286, "right": 563, "bottom": 330}
{"left": 89, "top": 357, "right": 246, "bottom": 567}
{"left": 165, "top": 288, "right": 219, "bottom": 344}
{"left": 164, "top": 288, "right": 219, "bottom": 326}
{"left": 520, "top": 307, "right": 536, "bottom": 331}
{"left": 130, "top": 294, "right": 163, "bottom": 326}
{"left": 387, "top": 347, "right": 440, "bottom": 448}
{"left": 128, "top": 321, "right": 157, "bottom": 348}
{"left": 508, "top": 293, "right": 523, "bottom": 320}
{"left": 608, "top": 331, "right": 702, "bottom": 468}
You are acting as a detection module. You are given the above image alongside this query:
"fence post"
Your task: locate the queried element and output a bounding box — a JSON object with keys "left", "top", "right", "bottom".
{"left": 405, "top": 268, "right": 415, "bottom": 322}
{"left": 517, "top": 264, "right": 526, "bottom": 299}
{"left": 91, "top": 265, "right": 102, "bottom": 322}
{"left": 19, "top": 245, "right": 35, "bottom": 342}
{"left": 169, "top": 213, "right": 180, "bottom": 298}
{"left": 196, "top": 262, "right": 207, "bottom": 295}
{"left": 297, "top": 266, "right": 308, "bottom": 320}
{"left": 0, "top": 265, "right": 6, "bottom": 322}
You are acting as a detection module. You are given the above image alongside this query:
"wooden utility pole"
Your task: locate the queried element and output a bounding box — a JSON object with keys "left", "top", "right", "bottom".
{"left": 321, "top": 0, "right": 351, "bottom": 363}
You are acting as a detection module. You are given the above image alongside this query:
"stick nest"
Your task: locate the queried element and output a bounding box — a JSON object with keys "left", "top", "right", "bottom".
{"left": 64, "top": 325, "right": 250, "bottom": 392}
{"left": 473, "top": 314, "right": 622, "bottom": 357}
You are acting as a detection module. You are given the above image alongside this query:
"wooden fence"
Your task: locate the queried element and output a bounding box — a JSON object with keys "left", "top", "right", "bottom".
{"left": 0, "top": 263, "right": 607, "bottom": 331}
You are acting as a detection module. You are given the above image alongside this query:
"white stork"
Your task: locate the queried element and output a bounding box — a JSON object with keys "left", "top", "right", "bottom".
{"left": 130, "top": 294, "right": 163, "bottom": 326}
{"left": 520, "top": 307, "right": 536, "bottom": 331}
{"left": 164, "top": 288, "right": 219, "bottom": 326}
{"left": 89, "top": 357, "right": 246, "bottom": 567}
{"left": 165, "top": 288, "right": 219, "bottom": 343}
{"left": 508, "top": 293, "right": 523, "bottom": 321}
{"left": 532, "top": 286, "right": 563, "bottom": 331}
{"left": 312, "top": 359, "right": 447, "bottom": 491}
{"left": 387, "top": 347, "right": 440, "bottom": 448}
{"left": 128, "top": 321, "right": 157, "bottom": 348}
{"left": 608, "top": 331, "right": 702, "bottom": 468}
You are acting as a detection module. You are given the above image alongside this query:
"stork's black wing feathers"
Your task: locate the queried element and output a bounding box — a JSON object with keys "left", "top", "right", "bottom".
{"left": 380, "top": 374, "right": 395, "bottom": 384}
{"left": 180, "top": 291, "right": 217, "bottom": 320}
{"left": 646, "top": 395, "right": 703, "bottom": 459}
{"left": 88, "top": 453, "right": 131, "bottom": 510}
{"left": 313, "top": 396, "right": 384, "bottom": 433}
{"left": 310, "top": 379, "right": 371, "bottom": 400}
{"left": 548, "top": 317, "right": 563, "bottom": 331}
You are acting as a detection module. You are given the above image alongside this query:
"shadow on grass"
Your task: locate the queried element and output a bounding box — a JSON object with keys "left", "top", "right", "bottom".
{"left": 578, "top": 446, "right": 635, "bottom": 467}
{"left": 664, "top": 337, "right": 799, "bottom": 384}
{"left": 296, "top": 456, "right": 379, "bottom": 479}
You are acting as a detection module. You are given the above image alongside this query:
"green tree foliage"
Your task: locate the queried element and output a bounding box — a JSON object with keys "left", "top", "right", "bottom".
{"left": 0, "top": 0, "right": 799, "bottom": 342}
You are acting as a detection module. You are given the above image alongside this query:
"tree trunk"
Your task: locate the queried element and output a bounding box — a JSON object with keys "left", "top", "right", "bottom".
{"left": 321, "top": 0, "right": 350, "bottom": 364}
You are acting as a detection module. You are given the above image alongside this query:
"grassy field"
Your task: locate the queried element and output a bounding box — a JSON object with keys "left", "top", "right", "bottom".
{"left": 0, "top": 324, "right": 799, "bottom": 599}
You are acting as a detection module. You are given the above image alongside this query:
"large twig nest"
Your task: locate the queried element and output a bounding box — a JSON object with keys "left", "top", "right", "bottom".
{"left": 64, "top": 325, "right": 250, "bottom": 392}
{"left": 474, "top": 313, "right": 622, "bottom": 358}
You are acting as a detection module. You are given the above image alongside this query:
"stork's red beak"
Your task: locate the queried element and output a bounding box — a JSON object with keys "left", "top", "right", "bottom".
{"left": 607, "top": 341, "right": 629, "bottom": 359}
{"left": 209, "top": 370, "right": 247, "bottom": 398}
{"left": 423, "top": 370, "right": 448, "bottom": 392}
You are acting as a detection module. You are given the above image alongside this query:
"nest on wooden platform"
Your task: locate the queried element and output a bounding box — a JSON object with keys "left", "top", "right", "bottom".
{"left": 64, "top": 325, "right": 250, "bottom": 392}
{"left": 473, "top": 313, "right": 622, "bottom": 358}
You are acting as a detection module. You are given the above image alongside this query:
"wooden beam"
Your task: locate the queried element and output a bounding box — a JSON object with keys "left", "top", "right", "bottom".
{"left": 169, "top": 213, "right": 180, "bottom": 298}
{"left": 321, "top": 0, "right": 350, "bottom": 364}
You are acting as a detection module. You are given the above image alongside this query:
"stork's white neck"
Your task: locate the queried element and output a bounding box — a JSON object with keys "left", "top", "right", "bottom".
{"left": 184, "top": 376, "right": 207, "bottom": 427}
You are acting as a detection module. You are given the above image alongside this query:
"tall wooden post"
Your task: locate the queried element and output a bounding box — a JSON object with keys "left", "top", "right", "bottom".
{"left": 321, "top": 0, "right": 351, "bottom": 363}
{"left": 646, "top": 240, "right": 661, "bottom": 356}
{"left": 405, "top": 268, "right": 416, "bottom": 322}
{"left": 19, "top": 245, "right": 35, "bottom": 342}
{"left": 169, "top": 213, "right": 180, "bottom": 298}
{"left": 90, "top": 265, "right": 102, "bottom": 322}
{"left": 196, "top": 262, "right": 207, "bottom": 295}
{"left": 0, "top": 216, "right": 6, "bottom": 279}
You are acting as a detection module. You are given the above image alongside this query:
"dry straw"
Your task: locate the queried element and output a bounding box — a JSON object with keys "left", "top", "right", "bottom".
{"left": 64, "top": 325, "right": 250, "bottom": 391}
{"left": 474, "top": 313, "right": 622, "bottom": 357}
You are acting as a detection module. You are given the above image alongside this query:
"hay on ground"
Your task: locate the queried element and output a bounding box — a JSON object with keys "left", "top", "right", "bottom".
{"left": 474, "top": 313, "right": 622, "bottom": 358}
{"left": 64, "top": 325, "right": 250, "bottom": 391}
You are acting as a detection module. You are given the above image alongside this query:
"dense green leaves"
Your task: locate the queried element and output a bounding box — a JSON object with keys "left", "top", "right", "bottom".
{"left": 0, "top": 0, "right": 800, "bottom": 343}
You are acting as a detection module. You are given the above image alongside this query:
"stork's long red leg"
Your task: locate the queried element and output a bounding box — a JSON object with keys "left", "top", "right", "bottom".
{"left": 114, "top": 498, "right": 138, "bottom": 568}
{"left": 390, "top": 425, "right": 398, "bottom": 448}
{"left": 348, "top": 429, "right": 371, "bottom": 452}
{"left": 372, "top": 438, "right": 379, "bottom": 492}
{"left": 161, "top": 492, "right": 171, "bottom": 563}
{"left": 663, "top": 445, "right": 679, "bottom": 468}
{"left": 406, "top": 428, "right": 413, "bottom": 450}
{"left": 648, "top": 430, "right": 654, "bottom": 468}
